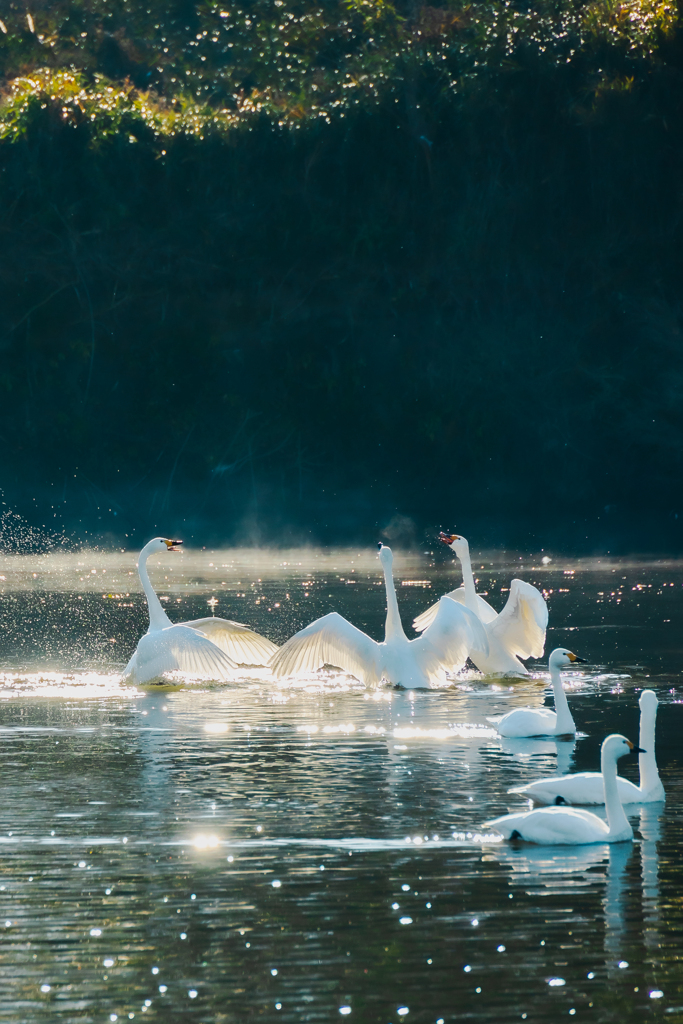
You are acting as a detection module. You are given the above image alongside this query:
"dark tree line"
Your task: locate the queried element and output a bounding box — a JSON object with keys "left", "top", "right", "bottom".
{"left": 0, "top": 0, "right": 682, "bottom": 551}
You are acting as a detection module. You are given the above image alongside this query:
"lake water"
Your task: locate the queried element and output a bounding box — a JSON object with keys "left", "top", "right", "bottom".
{"left": 0, "top": 547, "right": 681, "bottom": 1023}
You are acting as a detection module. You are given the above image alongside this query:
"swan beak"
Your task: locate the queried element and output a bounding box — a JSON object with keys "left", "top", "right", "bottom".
{"left": 439, "top": 532, "right": 460, "bottom": 545}
{"left": 164, "top": 539, "right": 183, "bottom": 551}
{"left": 626, "top": 741, "right": 646, "bottom": 755}
{"left": 567, "top": 653, "right": 587, "bottom": 663}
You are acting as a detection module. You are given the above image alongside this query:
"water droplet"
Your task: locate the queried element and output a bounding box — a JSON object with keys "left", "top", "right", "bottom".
{"left": 339, "top": 1009, "right": 352, "bottom": 1016}
{"left": 271, "top": 969, "right": 278, "bottom": 976}
{"left": 90, "top": 928, "right": 102, "bottom": 937}
{"left": 548, "top": 978, "right": 565, "bottom": 987}
{"left": 40, "top": 984, "right": 50, "bottom": 993}
{"left": 464, "top": 965, "right": 472, "bottom": 973}
{"left": 399, "top": 917, "right": 412, "bottom": 925}
{"left": 272, "top": 880, "right": 281, "bottom": 888}
{"left": 188, "top": 990, "right": 197, "bottom": 999}
{"left": 104, "top": 959, "right": 114, "bottom": 968}
{"left": 650, "top": 991, "right": 664, "bottom": 1000}
{"left": 397, "top": 1009, "right": 409, "bottom": 1017}
{"left": 158, "top": 986, "right": 167, "bottom": 994}
{"left": 497, "top": 945, "right": 506, "bottom": 952}
{"left": 618, "top": 961, "right": 629, "bottom": 969}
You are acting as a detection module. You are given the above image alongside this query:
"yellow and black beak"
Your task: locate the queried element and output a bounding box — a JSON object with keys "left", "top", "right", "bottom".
{"left": 567, "top": 652, "right": 587, "bottom": 663}
{"left": 164, "top": 539, "right": 183, "bottom": 551}
{"left": 439, "top": 531, "right": 460, "bottom": 545}
{"left": 626, "top": 740, "right": 646, "bottom": 755}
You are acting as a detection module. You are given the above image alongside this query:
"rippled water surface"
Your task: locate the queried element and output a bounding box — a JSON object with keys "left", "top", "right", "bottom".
{"left": 1, "top": 547, "right": 682, "bottom": 1023}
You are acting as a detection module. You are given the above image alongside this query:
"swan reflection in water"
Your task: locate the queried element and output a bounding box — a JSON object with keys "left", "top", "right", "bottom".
{"left": 498, "top": 735, "right": 577, "bottom": 777}
{"left": 487, "top": 801, "right": 664, "bottom": 973}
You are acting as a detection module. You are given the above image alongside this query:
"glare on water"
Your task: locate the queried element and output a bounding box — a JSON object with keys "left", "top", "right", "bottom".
{"left": 0, "top": 547, "right": 682, "bottom": 1022}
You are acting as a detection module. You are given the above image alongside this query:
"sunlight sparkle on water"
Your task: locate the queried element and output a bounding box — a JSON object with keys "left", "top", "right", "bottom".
{"left": 193, "top": 834, "right": 219, "bottom": 849}
{"left": 0, "top": 672, "right": 137, "bottom": 700}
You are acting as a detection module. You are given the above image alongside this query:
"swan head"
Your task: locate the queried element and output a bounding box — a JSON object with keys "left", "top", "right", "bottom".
{"left": 439, "top": 531, "right": 469, "bottom": 559}
{"left": 602, "top": 733, "right": 646, "bottom": 762}
{"left": 377, "top": 543, "right": 393, "bottom": 568}
{"left": 639, "top": 689, "right": 658, "bottom": 713}
{"left": 145, "top": 537, "right": 183, "bottom": 554}
{"left": 549, "top": 648, "right": 587, "bottom": 669}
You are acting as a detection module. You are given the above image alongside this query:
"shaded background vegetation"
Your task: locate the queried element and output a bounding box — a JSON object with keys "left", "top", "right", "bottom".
{"left": 0, "top": 0, "right": 682, "bottom": 552}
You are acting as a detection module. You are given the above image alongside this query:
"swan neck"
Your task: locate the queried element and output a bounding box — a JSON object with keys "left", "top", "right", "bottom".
{"left": 457, "top": 544, "right": 479, "bottom": 613}
{"left": 138, "top": 547, "right": 172, "bottom": 632}
{"left": 382, "top": 561, "right": 404, "bottom": 641}
{"left": 639, "top": 703, "right": 662, "bottom": 795}
{"left": 602, "top": 746, "right": 631, "bottom": 837}
{"left": 550, "top": 665, "right": 575, "bottom": 734}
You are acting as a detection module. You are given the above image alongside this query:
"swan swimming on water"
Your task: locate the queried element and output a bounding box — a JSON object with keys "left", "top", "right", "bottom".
{"left": 413, "top": 533, "right": 548, "bottom": 675}
{"left": 484, "top": 734, "right": 645, "bottom": 845}
{"left": 123, "top": 538, "right": 278, "bottom": 684}
{"left": 488, "top": 648, "right": 585, "bottom": 738}
{"left": 270, "top": 543, "right": 489, "bottom": 688}
{"left": 507, "top": 689, "right": 665, "bottom": 805}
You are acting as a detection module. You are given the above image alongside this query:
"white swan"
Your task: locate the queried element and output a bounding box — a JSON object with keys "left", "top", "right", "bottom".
{"left": 270, "top": 544, "right": 489, "bottom": 687}
{"left": 507, "top": 689, "right": 665, "bottom": 805}
{"left": 483, "top": 734, "right": 645, "bottom": 844}
{"left": 123, "top": 538, "right": 277, "bottom": 684}
{"left": 413, "top": 533, "right": 548, "bottom": 675}
{"left": 488, "top": 648, "right": 584, "bottom": 738}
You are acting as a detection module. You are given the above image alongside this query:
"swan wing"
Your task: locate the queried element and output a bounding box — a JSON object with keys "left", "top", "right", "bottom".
{"left": 410, "top": 597, "right": 490, "bottom": 681}
{"left": 180, "top": 616, "right": 278, "bottom": 665}
{"left": 492, "top": 707, "right": 557, "bottom": 738}
{"left": 124, "top": 624, "right": 236, "bottom": 684}
{"left": 270, "top": 612, "right": 380, "bottom": 684}
{"left": 412, "top": 587, "right": 497, "bottom": 633}
{"left": 488, "top": 579, "right": 548, "bottom": 660}
{"left": 508, "top": 772, "right": 642, "bottom": 806}
{"left": 484, "top": 806, "right": 609, "bottom": 844}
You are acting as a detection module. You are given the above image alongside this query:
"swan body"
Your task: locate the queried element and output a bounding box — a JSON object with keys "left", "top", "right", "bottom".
{"left": 271, "top": 544, "right": 489, "bottom": 687}
{"left": 413, "top": 533, "right": 547, "bottom": 675}
{"left": 508, "top": 689, "right": 665, "bottom": 805}
{"left": 123, "top": 538, "right": 277, "bottom": 684}
{"left": 484, "top": 734, "right": 644, "bottom": 845}
{"left": 488, "top": 648, "right": 583, "bottom": 738}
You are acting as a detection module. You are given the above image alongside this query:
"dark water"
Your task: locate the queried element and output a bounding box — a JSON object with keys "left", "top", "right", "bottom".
{"left": 0, "top": 549, "right": 682, "bottom": 1023}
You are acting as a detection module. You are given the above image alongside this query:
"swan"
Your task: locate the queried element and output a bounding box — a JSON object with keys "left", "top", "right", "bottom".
{"left": 413, "top": 533, "right": 548, "bottom": 675}
{"left": 507, "top": 689, "right": 665, "bottom": 805}
{"left": 123, "top": 538, "right": 278, "bottom": 684}
{"left": 488, "top": 648, "right": 585, "bottom": 738}
{"left": 270, "top": 544, "right": 489, "bottom": 687}
{"left": 483, "top": 734, "right": 645, "bottom": 844}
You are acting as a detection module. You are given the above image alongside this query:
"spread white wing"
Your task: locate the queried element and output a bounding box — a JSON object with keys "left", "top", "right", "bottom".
{"left": 123, "top": 624, "right": 236, "bottom": 684}
{"left": 412, "top": 586, "right": 497, "bottom": 633}
{"left": 488, "top": 579, "right": 548, "bottom": 660}
{"left": 180, "top": 616, "right": 277, "bottom": 665}
{"left": 270, "top": 612, "right": 381, "bottom": 684}
{"left": 410, "top": 597, "right": 490, "bottom": 682}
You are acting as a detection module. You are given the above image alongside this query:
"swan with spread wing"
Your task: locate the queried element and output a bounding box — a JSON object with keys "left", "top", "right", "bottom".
{"left": 413, "top": 532, "right": 548, "bottom": 675}
{"left": 271, "top": 543, "right": 488, "bottom": 687}
{"left": 123, "top": 538, "right": 278, "bottom": 684}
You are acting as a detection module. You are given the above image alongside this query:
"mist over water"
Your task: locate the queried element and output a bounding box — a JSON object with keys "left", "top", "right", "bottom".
{"left": 0, "top": 549, "right": 682, "bottom": 1021}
